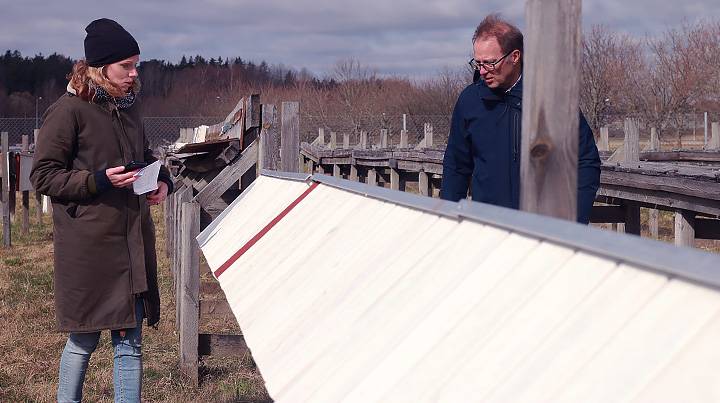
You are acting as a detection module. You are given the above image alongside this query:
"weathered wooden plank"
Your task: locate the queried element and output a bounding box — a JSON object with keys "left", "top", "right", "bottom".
{"left": 280, "top": 102, "right": 300, "bottom": 172}
{"left": 674, "top": 209, "right": 695, "bottom": 247}
{"left": 600, "top": 170, "right": 720, "bottom": 201}
{"left": 179, "top": 201, "right": 200, "bottom": 386}
{"left": 640, "top": 150, "right": 720, "bottom": 163}
{"left": 258, "top": 104, "right": 280, "bottom": 172}
{"left": 2, "top": 132, "right": 10, "bottom": 248}
{"left": 194, "top": 141, "right": 258, "bottom": 208}
{"left": 198, "top": 334, "right": 248, "bottom": 357}
{"left": 596, "top": 188, "right": 720, "bottom": 217}
{"left": 520, "top": 0, "right": 581, "bottom": 221}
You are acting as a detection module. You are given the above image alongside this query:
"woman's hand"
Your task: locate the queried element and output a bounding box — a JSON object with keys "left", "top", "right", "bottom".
{"left": 106, "top": 166, "right": 139, "bottom": 188}
{"left": 146, "top": 181, "right": 168, "bottom": 205}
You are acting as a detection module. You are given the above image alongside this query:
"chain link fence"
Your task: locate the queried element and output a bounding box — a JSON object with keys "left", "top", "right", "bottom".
{"left": 0, "top": 114, "right": 453, "bottom": 149}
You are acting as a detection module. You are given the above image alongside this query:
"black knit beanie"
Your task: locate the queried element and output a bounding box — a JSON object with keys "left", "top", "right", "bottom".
{"left": 84, "top": 18, "right": 140, "bottom": 67}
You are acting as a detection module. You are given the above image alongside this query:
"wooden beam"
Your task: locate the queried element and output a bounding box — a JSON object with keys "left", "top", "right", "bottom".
{"left": 194, "top": 141, "right": 258, "bottom": 208}
{"left": 280, "top": 102, "right": 300, "bottom": 172}
{"left": 520, "top": 0, "right": 581, "bottom": 221}
{"left": 674, "top": 209, "right": 695, "bottom": 247}
{"left": 258, "top": 104, "right": 280, "bottom": 172}
{"left": 179, "top": 201, "right": 200, "bottom": 386}
{"left": 198, "top": 334, "right": 248, "bottom": 357}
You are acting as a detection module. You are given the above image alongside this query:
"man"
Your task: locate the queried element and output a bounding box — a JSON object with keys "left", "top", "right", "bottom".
{"left": 440, "top": 14, "right": 600, "bottom": 224}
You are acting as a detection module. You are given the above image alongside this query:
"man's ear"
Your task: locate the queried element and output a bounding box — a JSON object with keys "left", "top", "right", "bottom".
{"left": 512, "top": 50, "right": 521, "bottom": 65}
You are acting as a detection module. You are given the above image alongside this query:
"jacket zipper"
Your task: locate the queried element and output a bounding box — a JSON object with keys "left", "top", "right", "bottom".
{"left": 113, "top": 105, "right": 136, "bottom": 299}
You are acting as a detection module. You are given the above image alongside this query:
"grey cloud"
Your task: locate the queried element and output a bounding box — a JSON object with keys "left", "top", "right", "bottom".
{"left": 0, "top": 0, "right": 717, "bottom": 77}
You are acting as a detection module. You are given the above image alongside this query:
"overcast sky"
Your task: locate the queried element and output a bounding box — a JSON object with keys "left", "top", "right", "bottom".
{"left": 1, "top": 0, "right": 717, "bottom": 78}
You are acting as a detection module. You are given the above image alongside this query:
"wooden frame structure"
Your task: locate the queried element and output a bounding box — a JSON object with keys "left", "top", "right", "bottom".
{"left": 163, "top": 95, "right": 301, "bottom": 385}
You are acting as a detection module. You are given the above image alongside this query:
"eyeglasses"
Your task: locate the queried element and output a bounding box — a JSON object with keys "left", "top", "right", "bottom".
{"left": 468, "top": 50, "right": 514, "bottom": 72}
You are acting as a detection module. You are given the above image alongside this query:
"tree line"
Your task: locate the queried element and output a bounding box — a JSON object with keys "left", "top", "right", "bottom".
{"left": 2, "top": 19, "right": 718, "bottom": 145}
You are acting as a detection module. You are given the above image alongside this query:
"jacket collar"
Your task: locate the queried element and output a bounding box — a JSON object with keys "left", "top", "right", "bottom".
{"left": 475, "top": 75, "right": 523, "bottom": 102}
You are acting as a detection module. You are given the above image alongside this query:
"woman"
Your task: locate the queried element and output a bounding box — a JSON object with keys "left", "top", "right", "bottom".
{"left": 30, "top": 18, "right": 174, "bottom": 402}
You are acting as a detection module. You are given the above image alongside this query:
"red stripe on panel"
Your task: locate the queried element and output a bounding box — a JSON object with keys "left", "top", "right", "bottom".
{"left": 214, "top": 181, "right": 320, "bottom": 278}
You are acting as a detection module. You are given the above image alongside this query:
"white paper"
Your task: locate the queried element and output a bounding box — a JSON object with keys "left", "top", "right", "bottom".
{"left": 132, "top": 160, "right": 161, "bottom": 195}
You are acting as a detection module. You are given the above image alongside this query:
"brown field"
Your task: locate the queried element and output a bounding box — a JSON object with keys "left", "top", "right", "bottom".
{"left": 0, "top": 202, "right": 270, "bottom": 402}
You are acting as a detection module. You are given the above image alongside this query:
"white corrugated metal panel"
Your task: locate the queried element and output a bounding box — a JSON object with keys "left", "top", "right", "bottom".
{"left": 197, "top": 173, "right": 720, "bottom": 403}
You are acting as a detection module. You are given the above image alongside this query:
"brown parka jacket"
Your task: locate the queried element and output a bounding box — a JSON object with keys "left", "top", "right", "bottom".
{"left": 30, "top": 86, "right": 173, "bottom": 333}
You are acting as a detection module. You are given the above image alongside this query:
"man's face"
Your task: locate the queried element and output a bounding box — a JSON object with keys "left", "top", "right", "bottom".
{"left": 472, "top": 37, "right": 520, "bottom": 90}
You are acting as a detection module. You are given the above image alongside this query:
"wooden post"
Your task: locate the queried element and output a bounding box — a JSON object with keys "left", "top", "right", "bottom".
{"left": 390, "top": 168, "right": 404, "bottom": 191}
{"left": 2, "top": 132, "right": 10, "bottom": 247}
{"left": 648, "top": 208, "right": 659, "bottom": 239}
{"left": 280, "top": 102, "right": 300, "bottom": 172}
{"left": 317, "top": 128, "right": 325, "bottom": 146}
{"left": 624, "top": 118, "right": 640, "bottom": 163}
{"left": 520, "top": 0, "right": 581, "bottom": 221}
{"left": 367, "top": 168, "right": 377, "bottom": 186}
{"left": 329, "top": 131, "right": 337, "bottom": 150}
{"left": 709, "top": 122, "right": 720, "bottom": 151}
{"left": 624, "top": 202, "right": 641, "bottom": 235}
{"left": 674, "top": 209, "right": 695, "bottom": 247}
{"left": 649, "top": 127, "right": 660, "bottom": 151}
{"left": 8, "top": 153, "right": 16, "bottom": 223}
{"left": 380, "top": 129, "right": 389, "bottom": 148}
{"left": 333, "top": 164, "right": 341, "bottom": 178}
{"left": 34, "top": 129, "right": 43, "bottom": 224}
{"left": 418, "top": 171, "right": 430, "bottom": 196}
{"left": 400, "top": 129, "right": 408, "bottom": 148}
{"left": 21, "top": 135, "right": 29, "bottom": 236}
{"left": 258, "top": 104, "right": 280, "bottom": 172}
{"left": 359, "top": 131, "right": 368, "bottom": 149}
{"left": 423, "top": 124, "right": 433, "bottom": 148}
{"left": 343, "top": 133, "right": 350, "bottom": 149}
{"left": 179, "top": 201, "right": 200, "bottom": 386}
{"left": 598, "top": 126, "right": 609, "bottom": 152}
{"left": 350, "top": 165, "right": 358, "bottom": 181}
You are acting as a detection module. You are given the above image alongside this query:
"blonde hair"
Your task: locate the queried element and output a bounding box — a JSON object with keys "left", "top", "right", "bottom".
{"left": 67, "top": 59, "right": 141, "bottom": 102}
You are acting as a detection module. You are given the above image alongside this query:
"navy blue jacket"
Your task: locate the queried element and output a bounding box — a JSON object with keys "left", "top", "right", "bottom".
{"left": 440, "top": 77, "right": 601, "bottom": 224}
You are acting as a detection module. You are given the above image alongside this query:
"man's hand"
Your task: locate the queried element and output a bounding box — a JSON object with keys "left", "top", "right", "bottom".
{"left": 106, "top": 166, "right": 139, "bottom": 188}
{"left": 146, "top": 181, "right": 168, "bottom": 205}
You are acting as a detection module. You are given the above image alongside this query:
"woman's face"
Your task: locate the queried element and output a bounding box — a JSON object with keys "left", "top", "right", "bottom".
{"left": 105, "top": 55, "right": 139, "bottom": 93}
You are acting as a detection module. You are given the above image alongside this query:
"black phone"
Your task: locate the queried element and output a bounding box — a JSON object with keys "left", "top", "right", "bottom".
{"left": 123, "top": 161, "right": 148, "bottom": 172}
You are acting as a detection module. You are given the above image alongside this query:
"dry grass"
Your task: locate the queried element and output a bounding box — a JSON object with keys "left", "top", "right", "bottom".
{"left": 0, "top": 200, "right": 270, "bottom": 402}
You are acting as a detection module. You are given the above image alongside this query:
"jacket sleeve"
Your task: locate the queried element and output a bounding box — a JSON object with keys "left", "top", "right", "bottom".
{"left": 576, "top": 113, "right": 601, "bottom": 224}
{"left": 142, "top": 130, "right": 174, "bottom": 195}
{"left": 440, "top": 95, "right": 473, "bottom": 202}
{"left": 29, "top": 103, "right": 94, "bottom": 201}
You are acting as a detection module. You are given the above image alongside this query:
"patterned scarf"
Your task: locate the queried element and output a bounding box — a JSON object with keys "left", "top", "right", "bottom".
{"left": 91, "top": 83, "right": 136, "bottom": 109}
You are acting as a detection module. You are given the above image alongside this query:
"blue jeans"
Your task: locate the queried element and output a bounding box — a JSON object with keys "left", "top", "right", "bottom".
{"left": 57, "top": 297, "right": 144, "bottom": 403}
